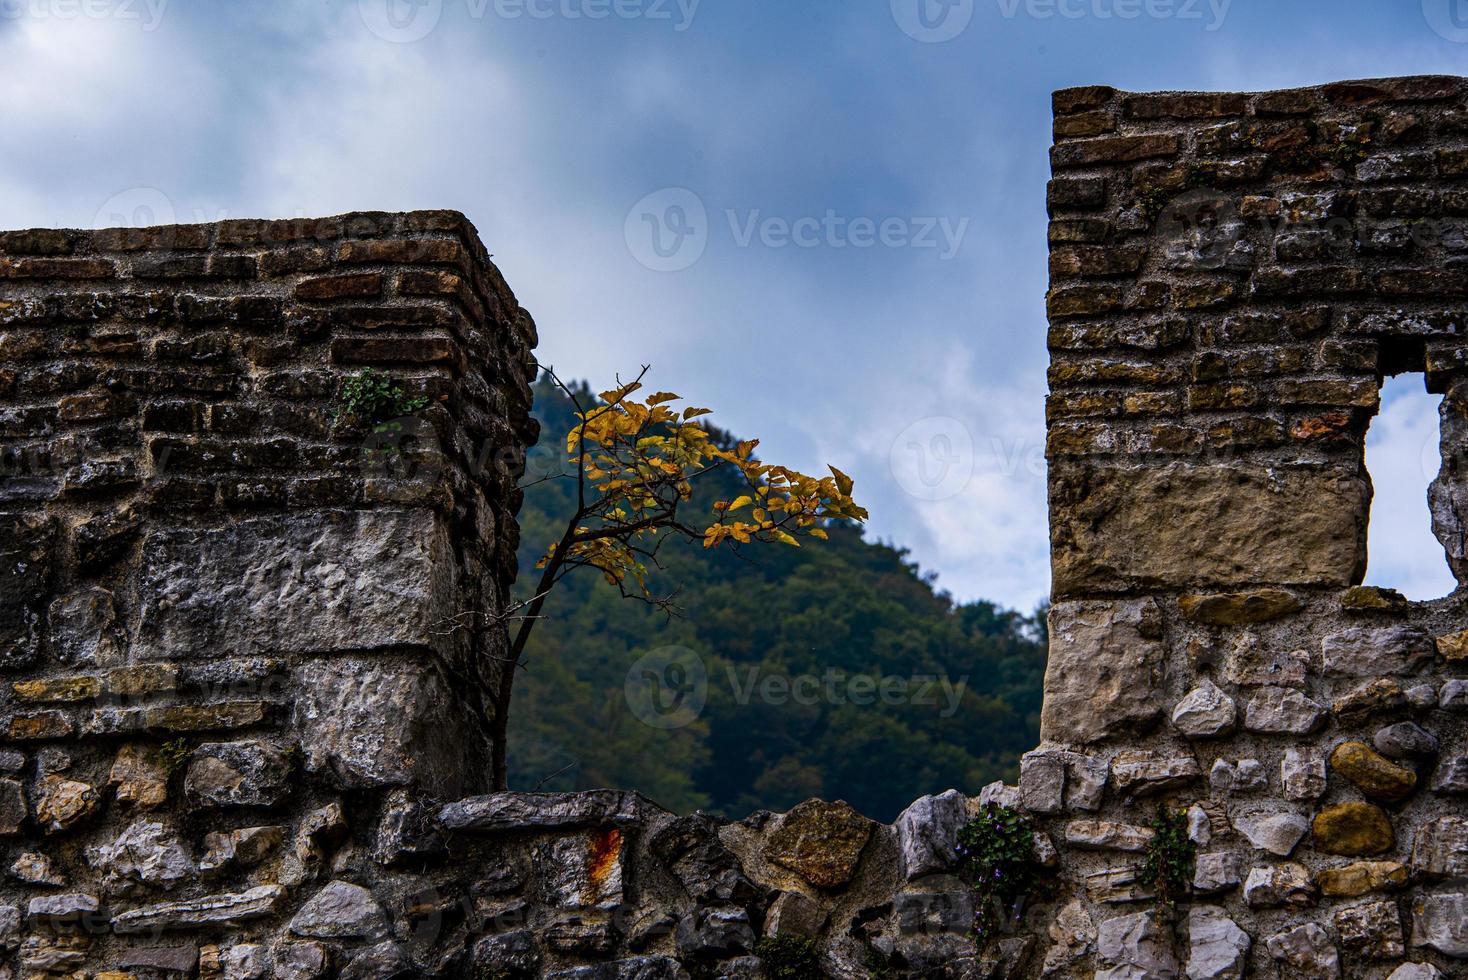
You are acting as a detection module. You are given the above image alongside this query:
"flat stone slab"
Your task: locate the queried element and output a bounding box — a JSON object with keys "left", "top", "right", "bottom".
{"left": 136, "top": 510, "right": 447, "bottom": 658}
{"left": 111, "top": 885, "right": 285, "bottom": 933}
{"left": 438, "top": 791, "right": 648, "bottom": 833}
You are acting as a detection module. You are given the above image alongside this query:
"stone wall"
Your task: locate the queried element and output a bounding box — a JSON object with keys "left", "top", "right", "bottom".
{"left": 1027, "top": 76, "right": 1468, "bottom": 978}
{"left": 0, "top": 211, "right": 544, "bottom": 976}
{"left": 5, "top": 74, "right": 1468, "bottom": 980}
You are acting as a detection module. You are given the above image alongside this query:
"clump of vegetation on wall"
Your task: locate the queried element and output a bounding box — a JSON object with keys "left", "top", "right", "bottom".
{"left": 754, "top": 936, "right": 823, "bottom": 979}
{"left": 956, "top": 803, "right": 1041, "bottom": 950}
{"left": 334, "top": 367, "right": 429, "bottom": 428}
{"left": 1139, "top": 806, "right": 1195, "bottom": 922}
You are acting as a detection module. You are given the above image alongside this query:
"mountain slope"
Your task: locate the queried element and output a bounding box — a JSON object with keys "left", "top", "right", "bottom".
{"left": 507, "top": 376, "right": 1047, "bottom": 821}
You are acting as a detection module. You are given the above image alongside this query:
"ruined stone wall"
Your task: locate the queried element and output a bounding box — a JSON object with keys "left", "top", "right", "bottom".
{"left": 1027, "top": 76, "right": 1468, "bottom": 978}
{"left": 0, "top": 211, "right": 542, "bottom": 976}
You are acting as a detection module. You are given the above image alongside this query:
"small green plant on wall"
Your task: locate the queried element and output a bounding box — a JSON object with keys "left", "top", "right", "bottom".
{"left": 1139, "top": 806, "right": 1195, "bottom": 922}
{"left": 334, "top": 367, "right": 429, "bottom": 430}
{"left": 754, "top": 936, "right": 822, "bottom": 980}
{"left": 955, "top": 803, "right": 1041, "bottom": 951}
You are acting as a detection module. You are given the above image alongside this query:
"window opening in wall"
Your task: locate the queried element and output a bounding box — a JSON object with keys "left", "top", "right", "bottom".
{"left": 1363, "top": 372, "right": 1455, "bottom": 601}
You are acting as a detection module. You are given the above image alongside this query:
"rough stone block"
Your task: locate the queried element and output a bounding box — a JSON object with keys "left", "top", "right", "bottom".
{"left": 0, "top": 513, "right": 54, "bottom": 669}
{"left": 1050, "top": 463, "right": 1368, "bottom": 595}
{"left": 293, "top": 658, "right": 483, "bottom": 796}
{"left": 1040, "top": 599, "right": 1165, "bottom": 745}
{"left": 136, "top": 509, "right": 449, "bottom": 658}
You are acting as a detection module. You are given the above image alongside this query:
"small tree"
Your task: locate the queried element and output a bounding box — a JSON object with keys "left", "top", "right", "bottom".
{"left": 485, "top": 366, "right": 867, "bottom": 789}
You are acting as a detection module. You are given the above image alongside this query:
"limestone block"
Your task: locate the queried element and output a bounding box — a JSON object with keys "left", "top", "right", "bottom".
{"left": 1265, "top": 922, "right": 1341, "bottom": 979}
{"left": 1410, "top": 893, "right": 1468, "bottom": 958}
{"left": 136, "top": 509, "right": 449, "bottom": 659}
{"left": 1041, "top": 598, "right": 1165, "bottom": 745}
{"left": 1186, "top": 908, "right": 1249, "bottom": 979}
{"left": 293, "top": 657, "right": 480, "bottom": 796}
{"left": 895, "top": 790, "right": 968, "bottom": 879}
{"left": 0, "top": 513, "right": 54, "bottom": 669}
{"left": 288, "top": 881, "right": 388, "bottom": 940}
{"left": 1322, "top": 627, "right": 1433, "bottom": 677}
{"left": 1050, "top": 462, "right": 1367, "bottom": 594}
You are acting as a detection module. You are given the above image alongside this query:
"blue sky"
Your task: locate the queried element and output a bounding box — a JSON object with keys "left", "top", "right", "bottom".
{"left": 2, "top": 0, "right": 1464, "bottom": 608}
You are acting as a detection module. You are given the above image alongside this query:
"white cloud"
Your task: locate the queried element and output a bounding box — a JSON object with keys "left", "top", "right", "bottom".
{"left": 1364, "top": 376, "right": 1456, "bottom": 601}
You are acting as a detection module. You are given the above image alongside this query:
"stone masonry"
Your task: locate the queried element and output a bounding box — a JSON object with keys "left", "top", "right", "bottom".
{"left": 1026, "top": 76, "right": 1468, "bottom": 979}
{"left": 3, "top": 74, "right": 1468, "bottom": 980}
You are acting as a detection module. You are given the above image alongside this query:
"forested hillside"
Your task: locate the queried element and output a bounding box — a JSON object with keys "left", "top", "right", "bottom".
{"left": 506, "top": 376, "right": 1048, "bottom": 821}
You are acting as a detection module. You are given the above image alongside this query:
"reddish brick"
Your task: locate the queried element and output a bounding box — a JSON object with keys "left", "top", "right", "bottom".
{"left": 1049, "top": 245, "right": 1146, "bottom": 278}
{"left": 1047, "top": 284, "right": 1125, "bottom": 318}
{"left": 331, "top": 336, "right": 458, "bottom": 365}
{"left": 1054, "top": 112, "right": 1116, "bottom": 139}
{"left": 0, "top": 229, "right": 74, "bottom": 255}
{"left": 296, "top": 273, "right": 384, "bottom": 301}
{"left": 1053, "top": 86, "right": 1115, "bottom": 115}
{"left": 1124, "top": 93, "right": 1248, "bottom": 120}
{"left": 0, "top": 257, "right": 114, "bottom": 279}
{"left": 339, "top": 239, "right": 467, "bottom": 267}
{"left": 1051, "top": 134, "right": 1179, "bottom": 168}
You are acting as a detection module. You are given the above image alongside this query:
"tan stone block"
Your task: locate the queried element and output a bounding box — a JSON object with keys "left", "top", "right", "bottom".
{"left": 1051, "top": 462, "right": 1368, "bottom": 595}
{"left": 1041, "top": 599, "right": 1165, "bottom": 745}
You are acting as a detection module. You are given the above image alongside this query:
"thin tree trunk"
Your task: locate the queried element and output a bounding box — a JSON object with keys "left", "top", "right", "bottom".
{"left": 489, "top": 533, "right": 572, "bottom": 790}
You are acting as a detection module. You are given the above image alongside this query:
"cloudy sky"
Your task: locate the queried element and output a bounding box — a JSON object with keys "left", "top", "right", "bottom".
{"left": 2, "top": 0, "right": 1463, "bottom": 608}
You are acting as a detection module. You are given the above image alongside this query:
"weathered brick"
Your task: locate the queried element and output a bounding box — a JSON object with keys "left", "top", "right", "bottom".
{"left": 1054, "top": 111, "right": 1115, "bottom": 138}
{"left": 1049, "top": 317, "right": 1188, "bottom": 351}
{"left": 339, "top": 239, "right": 467, "bottom": 267}
{"left": 1053, "top": 86, "right": 1115, "bottom": 115}
{"left": 1047, "top": 176, "right": 1108, "bottom": 211}
{"left": 1047, "top": 284, "right": 1125, "bottom": 318}
{"left": 0, "top": 229, "right": 74, "bottom": 256}
{"left": 1276, "top": 378, "right": 1379, "bottom": 409}
{"left": 1051, "top": 134, "right": 1179, "bottom": 168}
{"left": 142, "top": 702, "right": 268, "bottom": 733}
{"left": 1252, "top": 267, "right": 1368, "bottom": 297}
{"left": 1049, "top": 245, "right": 1146, "bottom": 278}
{"left": 1173, "top": 282, "right": 1239, "bottom": 310}
{"left": 1373, "top": 267, "right": 1468, "bottom": 297}
{"left": 12, "top": 676, "right": 100, "bottom": 704}
{"left": 1124, "top": 93, "right": 1248, "bottom": 120}
{"left": 295, "top": 273, "right": 383, "bottom": 301}
{"left": 8, "top": 711, "right": 76, "bottom": 740}
{"left": 1049, "top": 358, "right": 1185, "bottom": 388}
{"left": 0, "top": 257, "right": 114, "bottom": 279}
{"left": 104, "top": 664, "right": 179, "bottom": 698}
{"left": 92, "top": 224, "right": 212, "bottom": 251}
{"left": 330, "top": 336, "right": 458, "bottom": 366}
{"left": 1048, "top": 219, "right": 1111, "bottom": 244}
{"left": 1253, "top": 89, "right": 1318, "bottom": 116}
